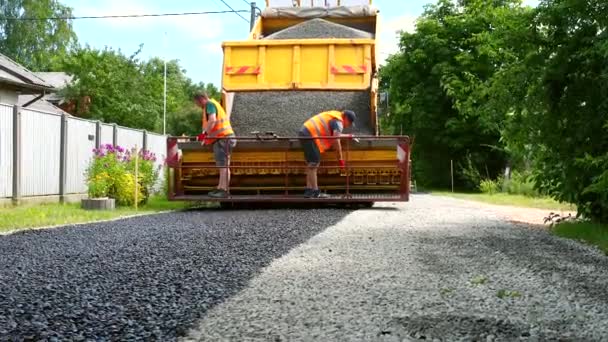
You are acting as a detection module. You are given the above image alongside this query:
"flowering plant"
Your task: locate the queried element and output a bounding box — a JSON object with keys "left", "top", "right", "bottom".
{"left": 86, "top": 144, "right": 160, "bottom": 206}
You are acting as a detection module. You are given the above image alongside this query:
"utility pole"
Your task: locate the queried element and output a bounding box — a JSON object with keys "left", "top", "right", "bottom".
{"left": 163, "top": 31, "right": 167, "bottom": 135}
{"left": 250, "top": 2, "right": 256, "bottom": 32}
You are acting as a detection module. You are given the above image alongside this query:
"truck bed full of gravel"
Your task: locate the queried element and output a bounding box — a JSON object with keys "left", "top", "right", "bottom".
{"left": 230, "top": 90, "right": 373, "bottom": 136}
{"left": 0, "top": 208, "right": 352, "bottom": 341}
{"left": 185, "top": 195, "right": 608, "bottom": 341}
{"left": 264, "top": 18, "right": 374, "bottom": 40}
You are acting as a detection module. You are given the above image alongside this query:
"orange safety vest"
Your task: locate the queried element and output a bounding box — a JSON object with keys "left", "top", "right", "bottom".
{"left": 203, "top": 98, "right": 234, "bottom": 145}
{"left": 303, "top": 110, "right": 344, "bottom": 153}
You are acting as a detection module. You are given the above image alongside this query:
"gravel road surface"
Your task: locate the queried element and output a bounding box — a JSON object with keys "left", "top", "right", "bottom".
{"left": 185, "top": 195, "right": 608, "bottom": 341}
{"left": 2, "top": 195, "right": 607, "bottom": 341}
{"left": 0, "top": 208, "right": 352, "bottom": 341}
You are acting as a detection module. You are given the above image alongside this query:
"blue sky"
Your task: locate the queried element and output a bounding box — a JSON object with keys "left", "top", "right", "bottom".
{"left": 62, "top": 0, "right": 537, "bottom": 87}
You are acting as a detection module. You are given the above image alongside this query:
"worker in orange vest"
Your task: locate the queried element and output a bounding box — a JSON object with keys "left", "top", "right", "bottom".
{"left": 194, "top": 92, "right": 236, "bottom": 198}
{"left": 298, "top": 110, "right": 357, "bottom": 198}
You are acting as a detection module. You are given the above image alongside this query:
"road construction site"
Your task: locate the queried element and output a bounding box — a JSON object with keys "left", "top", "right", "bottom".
{"left": 2, "top": 195, "right": 607, "bottom": 341}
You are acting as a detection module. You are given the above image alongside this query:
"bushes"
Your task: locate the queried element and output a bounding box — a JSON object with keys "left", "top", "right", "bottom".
{"left": 502, "top": 171, "right": 538, "bottom": 197}
{"left": 478, "top": 170, "right": 540, "bottom": 197}
{"left": 479, "top": 179, "right": 499, "bottom": 195}
{"left": 86, "top": 144, "right": 160, "bottom": 206}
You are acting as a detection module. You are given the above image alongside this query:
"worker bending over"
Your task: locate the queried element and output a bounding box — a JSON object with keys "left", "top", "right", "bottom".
{"left": 194, "top": 92, "right": 236, "bottom": 198}
{"left": 298, "top": 110, "right": 356, "bottom": 198}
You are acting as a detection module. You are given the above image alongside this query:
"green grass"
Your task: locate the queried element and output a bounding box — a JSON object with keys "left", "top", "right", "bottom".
{"left": 431, "top": 191, "right": 576, "bottom": 211}
{"left": 552, "top": 221, "right": 608, "bottom": 254}
{"left": 0, "top": 195, "right": 194, "bottom": 233}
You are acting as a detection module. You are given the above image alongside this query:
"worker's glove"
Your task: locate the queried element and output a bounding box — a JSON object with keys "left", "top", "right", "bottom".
{"left": 339, "top": 159, "right": 346, "bottom": 169}
{"left": 343, "top": 134, "right": 360, "bottom": 143}
{"left": 197, "top": 132, "right": 207, "bottom": 142}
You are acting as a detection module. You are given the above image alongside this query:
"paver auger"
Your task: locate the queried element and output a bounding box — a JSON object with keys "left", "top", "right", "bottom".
{"left": 166, "top": 0, "right": 411, "bottom": 205}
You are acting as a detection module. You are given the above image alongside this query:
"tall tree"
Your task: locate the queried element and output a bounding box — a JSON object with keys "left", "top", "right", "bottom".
{"left": 166, "top": 81, "right": 221, "bottom": 137}
{"left": 59, "top": 46, "right": 162, "bottom": 131}
{"left": 381, "top": 0, "right": 532, "bottom": 189}
{"left": 489, "top": 0, "right": 608, "bottom": 222}
{"left": 58, "top": 45, "right": 220, "bottom": 135}
{"left": 0, "top": 0, "right": 77, "bottom": 71}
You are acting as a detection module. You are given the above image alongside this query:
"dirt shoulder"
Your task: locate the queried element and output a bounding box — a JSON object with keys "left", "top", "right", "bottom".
{"left": 442, "top": 196, "right": 576, "bottom": 227}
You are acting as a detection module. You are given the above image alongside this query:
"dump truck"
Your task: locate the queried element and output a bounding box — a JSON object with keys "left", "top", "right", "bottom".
{"left": 166, "top": 0, "right": 411, "bottom": 206}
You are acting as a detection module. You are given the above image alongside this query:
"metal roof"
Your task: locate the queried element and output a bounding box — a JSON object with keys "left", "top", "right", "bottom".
{"left": 33, "top": 72, "right": 73, "bottom": 89}
{"left": 0, "top": 53, "right": 54, "bottom": 93}
{"left": 17, "top": 95, "right": 71, "bottom": 115}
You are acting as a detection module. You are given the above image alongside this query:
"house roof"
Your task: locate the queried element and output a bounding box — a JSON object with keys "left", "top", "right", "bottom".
{"left": 0, "top": 53, "right": 54, "bottom": 93}
{"left": 34, "top": 72, "right": 73, "bottom": 89}
{"left": 34, "top": 72, "right": 73, "bottom": 103}
{"left": 17, "top": 94, "right": 71, "bottom": 116}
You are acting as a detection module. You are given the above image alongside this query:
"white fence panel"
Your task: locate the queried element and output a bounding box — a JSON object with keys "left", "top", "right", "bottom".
{"left": 117, "top": 127, "right": 143, "bottom": 151}
{"left": 66, "top": 118, "right": 96, "bottom": 194}
{"left": 20, "top": 109, "right": 61, "bottom": 196}
{"left": 147, "top": 133, "right": 167, "bottom": 191}
{"left": 101, "top": 124, "right": 113, "bottom": 146}
{"left": 0, "top": 104, "right": 13, "bottom": 198}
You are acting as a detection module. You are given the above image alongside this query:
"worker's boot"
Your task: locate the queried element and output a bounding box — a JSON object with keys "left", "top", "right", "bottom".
{"left": 311, "top": 189, "right": 329, "bottom": 199}
{"left": 303, "top": 188, "right": 314, "bottom": 198}
{"left": 209, "top": 189, "right": 228, "bottom": 198}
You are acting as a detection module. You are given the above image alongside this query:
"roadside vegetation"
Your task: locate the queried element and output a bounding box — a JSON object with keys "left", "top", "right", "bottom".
{"left": 552, "top": 222, "right": 608, "bottom": 255}
{"left": 381, "top": 0, "right": 607, "bottom": 228}
{"left": 432, "top": 192, "right": 574, "bottom": 211}
{"left": 0, "top": 195, "right": 195, "bottom": 234}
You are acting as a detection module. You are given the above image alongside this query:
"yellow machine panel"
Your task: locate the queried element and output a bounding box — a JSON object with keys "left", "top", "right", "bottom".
{"left": 222, "top": 39, "right": 374, "bottom": 91}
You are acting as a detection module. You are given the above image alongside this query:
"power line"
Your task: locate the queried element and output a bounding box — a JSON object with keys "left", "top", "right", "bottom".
{"left": 218, "top": 0, "right": 250, "bottom": 23}
{"left": 2, "top": 9, "right": 250, "bottom": 21}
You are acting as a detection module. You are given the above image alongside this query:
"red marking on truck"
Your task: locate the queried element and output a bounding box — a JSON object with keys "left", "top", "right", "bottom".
{"left": 342, "top": 65, "right": 356, "bottom": 74}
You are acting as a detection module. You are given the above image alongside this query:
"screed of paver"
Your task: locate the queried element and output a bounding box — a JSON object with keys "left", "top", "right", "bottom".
{"left": 184, "top": 195, "right": 608, "bottom": 342}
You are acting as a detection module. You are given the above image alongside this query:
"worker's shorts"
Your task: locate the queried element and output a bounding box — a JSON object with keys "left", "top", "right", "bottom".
{"left": 298, "top": 131, "right": 320, "bottom": 166}
{"left": 213, "top": 138, "right": 237, "bottom": 167}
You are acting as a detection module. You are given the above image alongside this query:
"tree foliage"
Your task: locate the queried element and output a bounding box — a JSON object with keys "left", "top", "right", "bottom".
{"left": 489, "top": 0, "right": 608, "bottom": 222}
{"left": 58, "top": 45, "right": 219, "bottom": 134}
{"left": 380, "top": 0, "right": 530, "bottom": 189}
{"left": 58, "top": 46, "right": 162, "bottom": 131}
{"left": 1, "top": 0, "right": 221, "bottom": 136}
{"left": 0, "top": 0, "right": 77, "bottom": 71}
{"left": 382, "top": 0, "right": 608, "bottom": 222}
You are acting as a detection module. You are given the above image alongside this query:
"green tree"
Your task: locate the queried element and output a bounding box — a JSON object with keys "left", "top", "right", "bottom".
{"left": 489, "top": 0, "right": 608, "bottom": 222}
{"left": 380, "top": 0, "right": 531, "bottom": 189}
{"left": 0, "top": 0, "right": 77, "bottom": 71}
{"left": 166, "top": 82, "right": 220, "bottom": 137}
{"left": 59, "top": 45, "right": 162, "bottom": 130}
{"left": 59, "top": 45, "right": 221, "bottom": 135}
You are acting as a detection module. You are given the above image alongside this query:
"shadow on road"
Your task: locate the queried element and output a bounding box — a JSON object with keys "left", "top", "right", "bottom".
{"left": 0, "top": 207, "right": 354, "bottom": 341}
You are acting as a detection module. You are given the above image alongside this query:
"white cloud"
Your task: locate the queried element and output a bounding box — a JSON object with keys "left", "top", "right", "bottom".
{"left": 377, "top": 14, "right": 417, "bottom": 64}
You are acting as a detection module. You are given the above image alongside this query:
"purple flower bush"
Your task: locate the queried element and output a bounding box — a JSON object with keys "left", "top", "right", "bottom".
{"left": 86, "top": 144, "right": 160, "bottom": 206}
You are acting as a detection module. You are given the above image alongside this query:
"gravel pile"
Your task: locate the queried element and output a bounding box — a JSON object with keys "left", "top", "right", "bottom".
{"left": 231, "top": 17, "right": 374, "bottom": 136}
{"left": 264, "top": 18, "right": 373, "bottom": 40}
{"left": 230, "top": 90, "right": 373, "bottom": 136}
{"left": 0, "top": 208, "right": 352, "bottom": 341}
{"left": 185, "top": 195, "right": 608, "bottom": 341}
